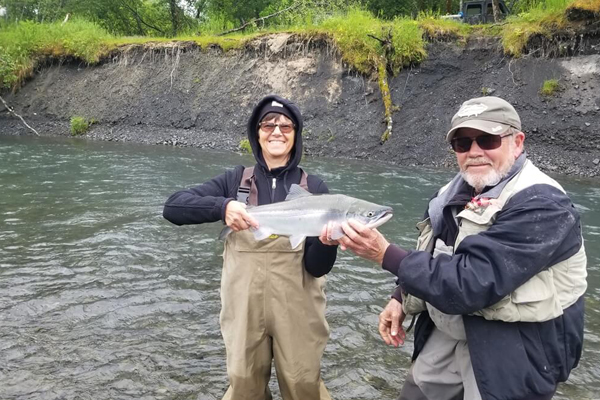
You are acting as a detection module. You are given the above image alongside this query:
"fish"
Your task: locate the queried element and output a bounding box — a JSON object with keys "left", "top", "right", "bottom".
{"left": 219, "top": 184, "right": 393, "bottom": 249}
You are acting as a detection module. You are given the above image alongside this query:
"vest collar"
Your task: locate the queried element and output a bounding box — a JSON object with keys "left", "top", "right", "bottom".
{"left": 428, "top": 153, "right": 527, "bottom": 237}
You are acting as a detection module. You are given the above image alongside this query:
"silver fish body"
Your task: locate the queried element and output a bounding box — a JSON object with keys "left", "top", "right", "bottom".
{"left": 220, "top": 184, "right": 393, "bottom": 249}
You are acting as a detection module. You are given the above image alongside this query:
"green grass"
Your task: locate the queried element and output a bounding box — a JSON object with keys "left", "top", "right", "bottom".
{"left": 569, "top": 0, "right": 600, "bottom": 12}
{"left": 417, "top": 14, "right": 472, "bottom": 42}
{"left": 0, "top": 1, "right": 596, "bottom": 90}
{"left": 70, "top": 116, "right": 95, "bottom": 135}
{"left": 540, "top": 79, "right": 560, "bottom": 95}
{"left": 239, "top": 138, "right": 252, "bottom": 154}
{"left": 0, "top": 18, "right": 114, "bottom": 88}
{"left": 0, "top": 19, "right": 251, "bottom": 90}
{"left": 501, "top": 0, "right": 574, "bottom": 56}
{"left": 306, "top": 8, "right": 426, "bottom": 75}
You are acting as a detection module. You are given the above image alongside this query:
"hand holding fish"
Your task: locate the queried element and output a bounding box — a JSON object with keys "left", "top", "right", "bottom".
{"left": 321, "top": 219, "right": 390, "bottom": 265}
{"left": 221, "top": 185, "right": 393, "bottom": 249}
{"left": 225, "top": 201, "right": 259, "bottom": 232}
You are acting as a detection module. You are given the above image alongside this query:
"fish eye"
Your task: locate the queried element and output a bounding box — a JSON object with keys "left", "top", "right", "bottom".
{"left": 367, "top": 211, "right": 375, "bottom": 217}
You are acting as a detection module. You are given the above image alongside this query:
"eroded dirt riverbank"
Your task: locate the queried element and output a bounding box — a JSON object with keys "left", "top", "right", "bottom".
{"left": 1, "top": 34, "right": 599, "bottom": 177}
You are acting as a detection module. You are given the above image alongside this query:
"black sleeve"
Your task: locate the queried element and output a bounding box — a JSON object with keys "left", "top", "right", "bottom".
{"left": 396, "top": 184, "right": 583, "bottom": 315}
{"left": 163, "top": 166, "right": 243, "bottom": 226}
{"left": 303, "top": 175, "right": 338, "bottom": 277}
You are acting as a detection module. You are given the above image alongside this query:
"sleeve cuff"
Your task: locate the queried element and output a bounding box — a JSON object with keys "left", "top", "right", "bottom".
{"left": 392, "top": 286, "right": 403, "bottom": 303}
{"left": 221, "top": 198, "right": 234, "bottom": 222}
{"left": 382, "top": 244, "right": 409, "bottom": 276}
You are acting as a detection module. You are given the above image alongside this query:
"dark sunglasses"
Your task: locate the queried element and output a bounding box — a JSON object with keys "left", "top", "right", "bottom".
{"left": 450, "top": 132, "right": 513, "bottom": 153}
{"left": 259, "top": 122, "right": 295, "bottom": 134}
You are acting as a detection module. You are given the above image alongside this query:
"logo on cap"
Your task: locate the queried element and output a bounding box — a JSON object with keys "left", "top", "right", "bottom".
{"left": 272, "top": 101, "right": 283, "bottom": 108}
{"left": 457, "top": 103, "right": 488, "bottom": 118}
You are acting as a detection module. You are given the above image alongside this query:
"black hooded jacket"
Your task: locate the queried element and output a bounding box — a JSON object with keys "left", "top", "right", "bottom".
{"left": 163, "top": 95, "right": 337, "bottom": 277}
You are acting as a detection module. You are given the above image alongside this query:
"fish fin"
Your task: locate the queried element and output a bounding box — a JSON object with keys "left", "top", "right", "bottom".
{"left": 289, "top": 235, "right": 306, "bottom": 249}
{"left": 286, "top": 184, "right": 312, "bottom": 201}
{"left": 329, "top": 223, "right": 345, "bottom": 240}
{"left": 251, "top": 227, "right": 272, "bottom": 241}
{"left": 219, "top": 226, "right": 232, "bottom": 240}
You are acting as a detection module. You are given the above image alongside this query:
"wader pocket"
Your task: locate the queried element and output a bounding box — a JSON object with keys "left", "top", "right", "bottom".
{"left": 230, "top": 230, "right": 305, "bottom": 253}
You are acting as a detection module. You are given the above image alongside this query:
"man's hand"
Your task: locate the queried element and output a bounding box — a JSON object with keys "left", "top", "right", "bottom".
{"left": 225, "top": 201, "right": 259, "bottom": 232}
{"left": 337, "top": 219, "right": 390, "bottom": 265}
{"left": 379, "top": 298, "right": 406, "bottom": 347}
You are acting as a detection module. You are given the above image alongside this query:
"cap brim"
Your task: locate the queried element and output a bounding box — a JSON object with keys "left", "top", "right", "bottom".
{"left": 446, "top": 120, "right": 512, "bottom": 142}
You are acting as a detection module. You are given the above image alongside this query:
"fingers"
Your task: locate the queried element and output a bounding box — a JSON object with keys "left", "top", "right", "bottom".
{"left": 347, "top": 218, "right": 372, "bottom": 237}
{"left": 319, "top": 221, "right": 340, "bottom": 246}
{"left": 243, "top": 212, "right": 259, "bottom": 229}
{"left": 377, "top": 299, "right": 406, "bottom": 347}
{"left": 225, "top": 201, "right": 259, "bottom": 232}
{"left": 378, "top": 311, "right": 393, "bottom": 346}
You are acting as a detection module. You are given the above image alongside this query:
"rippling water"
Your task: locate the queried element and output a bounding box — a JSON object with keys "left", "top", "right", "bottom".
{"left": 1, "top": 136, "right": 599, "bottom": 400}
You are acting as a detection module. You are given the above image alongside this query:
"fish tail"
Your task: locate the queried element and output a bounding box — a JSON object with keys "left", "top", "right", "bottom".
{"left": 219, "top": 226, "right": 232, "bottom": 240}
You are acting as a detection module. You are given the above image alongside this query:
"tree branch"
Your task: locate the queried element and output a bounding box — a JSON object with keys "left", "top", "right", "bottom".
{"left": 120, "top": 0, "right": 165, "bottom": 35}
{"left": 217, "top": 3, "right": 301, "bottom": 36}
{"left": 367, "top": 34, "right": 389, "bottom": 45}
{"left": 0, "top": 95, "right": 40, "bottom": 136}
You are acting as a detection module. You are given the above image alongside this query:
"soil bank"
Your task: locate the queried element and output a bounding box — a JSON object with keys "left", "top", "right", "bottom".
{"left": 1, "top": 34, "right": 599, "bottom": 177}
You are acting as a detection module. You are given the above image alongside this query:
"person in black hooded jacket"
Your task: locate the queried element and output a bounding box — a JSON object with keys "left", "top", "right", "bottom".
{"left": 163, "top": 95, "right": 337, "bottom": 400}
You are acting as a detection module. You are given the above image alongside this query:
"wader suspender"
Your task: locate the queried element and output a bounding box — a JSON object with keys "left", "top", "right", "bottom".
{"left": 236, "top": 167, "right": 308, "bottom": 206}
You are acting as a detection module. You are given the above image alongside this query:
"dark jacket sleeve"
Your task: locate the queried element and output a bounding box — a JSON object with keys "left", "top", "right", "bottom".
{"left": 303, "top": 176, "right": 338, "bottom": 277}
{"left": 163, "top": 166, "right": 243, "bottom": 226}
{"left": 396, "top": 184, "right": 583, "bottom": 315}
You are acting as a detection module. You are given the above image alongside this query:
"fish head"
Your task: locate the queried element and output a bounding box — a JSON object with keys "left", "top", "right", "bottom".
{"left": 347, "top": 199, "right": 393, "bottom": 229}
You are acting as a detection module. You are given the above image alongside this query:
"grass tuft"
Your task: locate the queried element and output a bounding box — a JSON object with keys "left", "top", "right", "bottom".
{"left": 568, "top": 0, "right": 600, "bottom": 13}
{"left": 307, "top": 8, "right": 425, "bottom": 76}
{"left": 239, "top": 138, "right": 252, "bottom": 154}
{"left": 70, "top": 116, "right": 95, "bottom": 135}
{"left": 540, "top": 79, "right": 560, "bottom": 95}
{"left": 501, "top": 0, "right": 573, "bottom": 56}
{"left": 417, "top": 15, "right": 472, "bottom": 42}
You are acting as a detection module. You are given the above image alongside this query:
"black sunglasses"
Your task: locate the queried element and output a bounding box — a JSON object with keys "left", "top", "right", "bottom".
{"left": 450, "top": 132, "right": 513, "bottom": 153}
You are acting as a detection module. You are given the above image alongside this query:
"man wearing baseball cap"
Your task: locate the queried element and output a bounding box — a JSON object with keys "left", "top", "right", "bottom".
{"left": 321, "top": 96, "right": 587, "bottom": 400}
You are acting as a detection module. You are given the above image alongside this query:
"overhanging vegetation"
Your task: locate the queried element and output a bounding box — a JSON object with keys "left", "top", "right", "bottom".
{"left": 0, "top": 1, "right": 597, "bottom": 91}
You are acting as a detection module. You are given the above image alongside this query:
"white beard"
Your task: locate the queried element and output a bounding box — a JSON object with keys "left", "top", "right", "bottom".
{"left": 460, "top": 156, "right": 515, "bottom": 193}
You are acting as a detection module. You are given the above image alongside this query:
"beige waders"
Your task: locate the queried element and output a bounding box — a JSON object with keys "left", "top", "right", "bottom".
{"left": 220, "top": 229, "right": 331, "bottom": 400}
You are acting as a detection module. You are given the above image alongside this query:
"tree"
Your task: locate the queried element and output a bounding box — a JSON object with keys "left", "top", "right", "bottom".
{"left": 491, "top": 0, "right": 500, "bottom": 22}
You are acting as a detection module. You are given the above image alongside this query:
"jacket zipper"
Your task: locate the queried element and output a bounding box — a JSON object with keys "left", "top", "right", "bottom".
{"left": 271, "top": 178, "right": 276, "bottom": 202}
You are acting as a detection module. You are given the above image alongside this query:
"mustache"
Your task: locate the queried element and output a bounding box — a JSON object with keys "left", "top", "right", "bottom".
{"left": 464, "top": 157, "right": 492, "bottom": 167}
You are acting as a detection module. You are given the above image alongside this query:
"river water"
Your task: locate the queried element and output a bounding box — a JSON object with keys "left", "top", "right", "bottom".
{"left": 0, "top": 136, "right": 599, "bottom": 400}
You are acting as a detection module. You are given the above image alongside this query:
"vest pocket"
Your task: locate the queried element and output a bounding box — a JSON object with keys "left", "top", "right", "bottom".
{"left": 512, "top": 271, "right": 555, "bottom": 303}
{"left": 477, "top": 270, "right": 563, "bottom": 322}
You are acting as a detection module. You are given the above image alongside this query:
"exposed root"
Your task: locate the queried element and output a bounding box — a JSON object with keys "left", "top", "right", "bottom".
{"left": 378, "top": 61, "right": 394, "bottom": 144}
{"left": 170, "top": 45, "right": 181, "bottom": 91}
{"left": 0, "top": 95, "right": 40, "bottom": 136}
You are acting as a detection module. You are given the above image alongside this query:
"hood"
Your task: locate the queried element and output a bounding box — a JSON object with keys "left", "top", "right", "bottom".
{"left": 247, "top": 94, "right": 303, "bottom": 172}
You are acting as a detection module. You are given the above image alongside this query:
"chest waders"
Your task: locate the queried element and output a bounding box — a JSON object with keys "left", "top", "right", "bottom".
{"left": 220, "top": 167, "right": 331, "bottom": 400}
